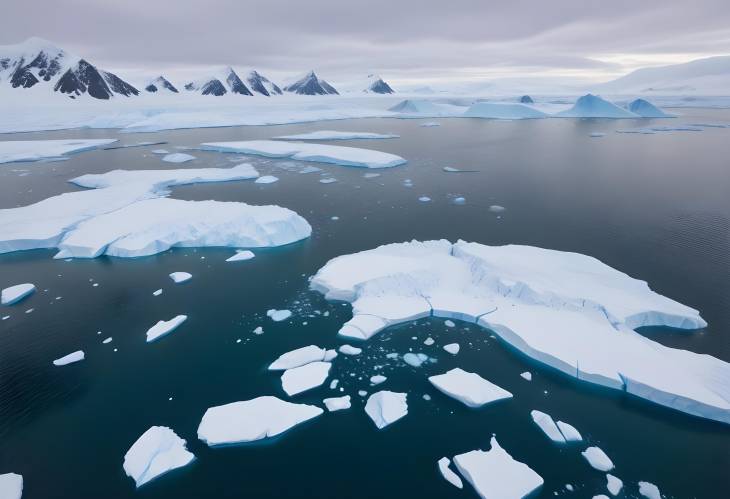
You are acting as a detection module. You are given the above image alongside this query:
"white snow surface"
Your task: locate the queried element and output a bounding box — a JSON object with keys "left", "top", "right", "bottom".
{"left": 323, "top": 395, "right": 351, "bottom": 412}
{"left": 556, "top": 420, "right": 583, "bottom": 442}
{"left": 429, "top": 368, "right": 513, "bottom": 408}
{"left": 53, "top": 350, "right": 85, "bottom": 366}
{"left": 123, "top": 426, "right": 194, "bottom": 488}
{"left": 464, "top": 102, "right": 547, "bottom": 119}
{"left": 530, "top": 410, "right": 566, "bottom": 443}
{"left": 269, "top": 345, "right": 328, "bottom": 370}
{"left": 0, "top": 473, "right": 23, "bottom": 499}
{"left": 274, "top": 131, "right": 399, "bottom": 140}
{"left": 309, "top": 239, "right": 730, "bottom": 425}
{"left": 201, "top": 140, "right": 406, "bottom": 169}
{"left": 582, "top": 446, "right": 615, "bottom": 472}
{"left": 1, "top": 283, "right": 36, "bottom": 305}
{"left": 146, "top": 315, "right": 188, "bottom": 342}
{"left": 606, "top": 474, "right": 623, "bottom": 496}
{"left": 364, "top": 391, "right": 408, "bottom": 429}
{"left": 452, "top": 436, "right": 544, "bottom": 499}
{"left": 197, "top": 396, "right": 323, "bottom": 445}
{"left": 0, "top": 139, "right": 117, "bottom": 164}
{"left": 437, "top": 457, "right": 463, "bottom": 489}
{"left": 281, "top": 361, "right": 332, "bottom": 396}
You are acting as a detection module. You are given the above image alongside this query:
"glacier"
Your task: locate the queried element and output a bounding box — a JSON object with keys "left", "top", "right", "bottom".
{"left": 309, "top": 239, "right": 730, "bottom": 425}
{"left": 123, "top": 426, "right": 195, "bottom": 488}
{"left": 0, "top": 138, "right": 117, "bottom": 164}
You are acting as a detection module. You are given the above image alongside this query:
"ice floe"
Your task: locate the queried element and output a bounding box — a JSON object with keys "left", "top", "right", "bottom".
{"left": 0, "top": 473, "right": 23, "bottom": 499}
{"left": 267, "top": 309, "right": 292, "bottom": 322}
{"left": 582, "top": 446, "right": 614, "bottom": 471}
{"left": 269, "top": 345, "right": 328, "bottom": 370}
{"left": 520, "top": 371, "right": 532, "bottom": 381}
{"left": 309, "top": 239, "right": 730, "bottom": 425}
{"left": 452, "top": 436, "right": 544, "bottom": 499}
{"left": 255, "top": 175, "right": 279, "bottom": 184}
{"left": 418, "top": 196, "right": 431, "bottom": 202}
{"left": 197, "top": 396, "right": 322, "bottom": 445}
{"left": 226, "top": 250, "right": 255, "bottom": 262}
{"left": 556, "top": 420, "right": 583, "bottom": 442}
{"left": 403, "top": 352, "right": 429, "bottom": 367}
{"left": 420, "top": 121, "right": 441, "bottom": 127}
{"left": 275, "top": 131, "right": 399, "bottom": 140}
{"left": 161, "top": 153, "right": 195, "bottom": 163}
{"left": 0, "top": 138, "right": 117, "bottom": 164}
{"left": 443, "top": 343, "right": 460, "bottom": 355}
{"left": 464, "top": 102, "right": 547, "bottom": 119}
{"left": 429, "top": 368, "right": 512, "bottom": 408}
{"left": 53, "top": 350, "right": 85, "bottom": 366}
{"left": 370, "top": 375, "right": 387, "bottom": 385}
{"left": 146, "top": 315, "right": 188, "bottom": 342}
{"left": 323, "top": 395, "right": 351, "bottom": 412}
{"left": 638, "top": 481, "right": 662, "bottom": 499}
{"left": 1, "top": 283, "right": 35, "bottom": 305}
{"left": 606, "top": 474, "right": 623, "bottom": 496}
{"left": 530, "top": 410, "right": 566, "bottom": 443}
{"left": 339, "top": 344, "right": 362, "bottom": 355}
{"left": 365, "top": 391, "right": 408, "bottom": 429}
{"left": 319, "top": 178, "right": 337, "bottom": 184}
{"left": 169, "top": 272, "right": 192, "bottom": 284}
{"left": 281, "top": 361, "right": 331, "bottom": 396}
{"left": 556, "top": 94, "right": 639, "bottom": 118}
{"left": 123, "top": 426, "right": 194, "bottom": 488}
{"left": 437, "top": 457, "right": 463, "bottom": 489}
{"left": 201, "top": 140, "right": 406, "bottom": 169}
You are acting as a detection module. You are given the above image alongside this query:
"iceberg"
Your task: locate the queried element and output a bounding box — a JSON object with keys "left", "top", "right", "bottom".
{"left": 0, "top": 473, "right": 22, "bottom": 499}
{"left": 464, "top": 102, "right": 547, "bottom": 119}
{"left": 269, "top": 345, "right": 328, "bottom": 370}
{"left": 443, "top": 343, "right": 460, "bottom": 355}
{"left": 437, "top": 457, "right": 463, "bottom": 489}
{"left": 1, "top": 283, "right": 35, "bottom": 305}
{"left": 530, "top": 410, "right": 566, "bottom": 443}
{"left": 123, "top": 426, "right": 194, "bottom": 488}
{"left": 146, "top": 315, "right": 188, "bottom": 342}
{"left": 638, "top": 481, "right": 662, "bottom": 499}
{"left": 429, "top": 368, "right": 513, "bottom": 408}
{"left": 365, "top": 391, "right": 408, "bottom": 429}
{"left": 453, "top": 436, "right": 544, "bottom": 499}
{"left": 309, "top": 240, "right": 730, "bottom": 425}
{"left": 582, "top": 446, "right": 614, "bottom": 472}
{"left": 556, "top": 94, "right": 639, "bottom": 118}
{"left": 53, "top": 350, "right": 85, "bottom": 366}
{"left": 0, "top": 138, "right": 117, "bottom": 164}
{"left": 197, "top": 396, "right": 322, "bottom": 445}
{"left": 281, "top": 361, "right": 332, "bottom": 396}
{"left": 388, "top": 99, "right": 443, "bottom": 114}
{"left": 323, "top": 395, "right": 351, "bottom": 412}
{"left": 606, "top": 474, "right": 623, "bottom": 496}
{"left": 267, "top": 309, "right": 292, "bottom": 322}
{"left": 274, "top": 131, "right": 399, "bottom": 140}
{"left": 201, "top": 140, "right": 407, "bottom": 169}
{"left": 226, "top": 250, "right": 255, "bottom": 262}
{"left": 626, "top": 99, "right": 674, "bottom": 118}
{"left": 161, "top": 153, "right": 195, "bottom": 163}
{"left": 169, "top": 272, "right": 192, "bottom": 284}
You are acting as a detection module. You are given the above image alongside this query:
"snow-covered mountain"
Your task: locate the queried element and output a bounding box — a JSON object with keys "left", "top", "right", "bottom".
{"left": 363, "top": 74, "right": 394, "bottom": 94}
{"left": 184, "top": 67, "right": 253, "bottom": 96}
{"left": 595, "top": 55, "right": 730, "bottom": 94}
{"left": 245, "top": 70, "right": 282, "bottom": 96}
{"left": 0, "top": 37, "right": 139, "bottom": 99}
{"left": 283, "top": 71, "right": 339, "bottom": 95}
{"left": 144, "top": 76, "right": 178, "bottom": 93}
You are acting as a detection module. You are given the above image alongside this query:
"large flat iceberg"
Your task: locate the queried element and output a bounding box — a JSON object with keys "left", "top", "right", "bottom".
{"left": 146, "top": 315, "right": 188, "bottom": 342}
{"left": 464, "top": 102, "right": 547, "bottom": 120}
{"left": 428, "top": 368, "right": 513, "bottom": 408}
{"left": 0, "top": 138, "right": 117, "bottom": 164}
{"left": 201, "top": 140, "right": 406, "bottom": 169}
{"left": 281, "top": 361, "right": 332, "bottom": 396}
{"left": 365, "top": 391, "right": 408, "bottom": 429}
{"left": 197, "top": 396, "right": 323, "bottom": 446}
{"left": 123, "top": 426, "right": 195, "bottom": 488}
{"left": 310, "top": 240, "right": 730, "bottom": 425}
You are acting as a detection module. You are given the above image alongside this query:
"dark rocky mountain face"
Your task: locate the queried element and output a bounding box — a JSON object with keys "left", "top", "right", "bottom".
{"left": 226, "top": 70, "right": 253, "bottom": 96}
{"left": 368, "top": 79, "right": 394, "bottom": 94}
{"left": 192, "top": 79, "right": 227, "bottom": 96}
{"left": 53, "top": 59, "right": 139, "bottom": 100}
{"left": 145, "top": 76, "right": 179, "bottom": 93}
{"left": 246, "top": 71, "right": 282, "bottom": 96}
{"left": 284, "top": 71, "right": 338, "bottom": 95}
{"left": 9, "top": 51, "right": 64, "bottom": 88}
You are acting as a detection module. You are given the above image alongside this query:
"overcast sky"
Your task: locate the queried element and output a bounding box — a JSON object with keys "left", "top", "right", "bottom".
{"left": 3, "top": 0, "right": 730, "bottom": 86}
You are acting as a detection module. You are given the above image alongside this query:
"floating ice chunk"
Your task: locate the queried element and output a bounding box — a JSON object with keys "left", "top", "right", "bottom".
{"left": 488, "top": 205, "right": 506, "bottom": 213}
{"left": 201, "top": 140, "right": 407, "bottom": 169}
{"left": 452, "top": 197, "right": 466, "bottom": 205}
{"left": 0, "top": 473, "right": 23, "bottom": 499}
{"left": 594, "top": 496, "right": 610, "bottom": 499}
{"left": 162, "top": 153, "right": 195, "bottom": 163}
{"left": 437, "top": 457, "right": 463, "bottom": 489}
{"left": 444, "top": 320, "right": 456, "bottom": 328}
{"left": 403, "top": 353, "right": 429, "bottom": 367}
{"left": 453, "top": 436, "right": 544, "bottom": 499}
{"left": 424, "top": 337, "right": 435, "bottom": 345}
{"left": 420, "top": 122, "right": 441, "bottom": 127}
{"left": 319, "top": 178, "right": 337, "bottom": 184}
{"left": 606, "top": 474, "right": 623, "bottom": 496}
{"left": 590, "top": 132, "right": 606, "bottom": 138}
{"left": 339, "top": 344, "right": 362, "bottom": 355}
{"left": 226, "top": 250, "right": 255, "bottom": 262}
{"left": 151, "top": 149, "right": 169, "bottom": 154}
{"left": 269, "top": 345, "right": 327, "bottom": 370}
{"left": 197, "top": 396, "right": 322, "bottom": 445}
{"left": 255, "top": 175, "right": 279, "bottom": 184}
{"left": 253, "top": 326, "right": 264, "bottom": 335}
{"left": 53, "top": 350, "right": 85, "bottom": 366}
{"left": 1, "top": 283, "right": 35, "bottom": 305}
{"left": 146, "top": 315, "right": 188, "bottom": 342}
{"left": 275, "top": 131, "right": 399, "bottom": 140}
{"left": 520, "top": 371, "right": 532, "bottom": 381}
{"left": 0, "top": 139, "right": 117, "bottom": 164}
{"left": 123, "top": 426, "right": 194, "bottom": 488}
{"left": 281, "top": 361, "right": 331, "bottom": 396}
{"left": 169, "top": 272, "right": 192, "bottom": 284}
{"left": 582, "top": 446, "right": 614, "bottom": 471}
{"left": 267, "top": 309, "right": 292, "bottom": 322}
{"left": 556, "top": 420, "right": 583, "bottom": 442}
{"left": 429, "top": 368, "right": 513, "bottom": 408}
{"left": 153, "top": 289, "right": 163, "bottom": 296}
{"left": 370, "top": 375, "right": 387, "bottom": 385}
{"left": 556, "top": 94, "right": 639, "bottom": 118}
{"left": 627, "top": 99, "right": 674, "bottom": 118}
{"left": 323, "top": 395, "right": 351, "bottom": 412}
{"left": 103, "top": 337, "right": 112, "bottom": 344}
{"left": 443, "top": 343, "right": 460, "bottom": 355}
{"left": 464, "top": 102, "right": 547, "bottom": 119}
{"left": 638, "top": 481, "right": 662, "bottom": 499}
{"left": 324, "top": 349, "right": 338, "bottom": 361}
{"left": 363, "top": 172, "right": 381, "bottom": 178}
{"left": 365, "top": 391, "right": 408, "bottom": 429}
{"left": 530, "top": 410, "right": 566, "bottom": 443}
{"left": 418, "top": 196, "right": 431, "bottom": 202}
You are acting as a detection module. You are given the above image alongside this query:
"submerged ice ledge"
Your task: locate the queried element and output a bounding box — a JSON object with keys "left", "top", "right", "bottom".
{"left": 310, "top": 239, "right": 730, "bottom": 425}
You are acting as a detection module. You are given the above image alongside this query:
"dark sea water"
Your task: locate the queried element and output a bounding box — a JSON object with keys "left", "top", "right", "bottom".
{"left": 1, "top": 111, "right": 729, "bottom": 499}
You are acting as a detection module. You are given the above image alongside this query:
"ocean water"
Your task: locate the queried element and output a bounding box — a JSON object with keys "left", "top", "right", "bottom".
{"left": 1, "top": 110, "right": 729, "bottom": 498}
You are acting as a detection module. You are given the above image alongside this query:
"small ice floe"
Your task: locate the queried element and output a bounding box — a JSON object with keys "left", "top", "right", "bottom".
{"left": 162, "top": 153, "right": 195, "bottom": 163}
{"left": 197, "top": 396, "right": 323, "bottom": 445}
{"left": 339, "top": 344, "right": 362, "bottom": 356}
{"left": 267, "top": 309, "right": 292, "bottom": 322}
{"left": 363, "top": 173, "right": 381, "bottom": 178}
{"left": 488, "top": 205, "right": 506, "bottom": 213}
{"left": 299, "top": 166, "right": 322, "bottom": 174}
{"left": 226, "top": 250, "right": 255, "bottom": 262}
{"left": 429, "top": 368, "right": 512, "bottom": 408}
{"left": 0, "top": 473, "right": 23, "bottom": 499}
{"left": 281, "top": 361, "right": 332, "bottom": 396}
{"left": 358, "top": 390, "right": 368, "bottom": 397}
{"left": 590, "top": 132, "right": 606, "bottom": 138}
{"left": 418, "top": 196, "right": 431, "bottom": 202}
{"left": 324, "top": 349, "right": 338, "bottom": 361}
{"left": 443, "top": 343, "right": 460, "bottom": 355}
{"left": 370, "top": 375, "right": 387, "bottom": 385}
{"left": 269, "top": 345, "right": 328, "bottom": 370}
{"left": 329, "top": 379, "right": 339, "bottom": 389}
{"left": 443, "top": 166, "right": 479, "bottom": 173}
{"left": 153, "top": 289, "right": 163, "bottom": 296}
{"left": 319, "top": 178, "right": 337, "bottom": 184}
{"left": 638, "top": 481, "right": 662, "bottom": 499}
{"left": 582, "top": 446, "right": 614, "bottom": 472}
{"left": 255, "top": 175, "right": 279, "bottom": 184}
{"left": 0, "top": 138, "right": 117, "bottom": 164}
{"left": 530, "top": 410, "right": 567, "bottom": 443}
{"left": 437, "top": 457, "right": 463, "bottom": 489}
{"left": 253, "top": 326, "right": 264, "bottom": 335}
{"left": 420, "top": 122, "right": 441, "bottom": 127}
{"left": 444, "top": 320, "right": 456, "bottom": 328}
{"left": 403, "top": 353, "right": 429, "bottom": 367}
{"left": 1, "top": 283, "right": 36, "bottom": 305}
{"left": 323, "top": 395, "right": 351, "bottom": 412}
{"left": 520, "top": 371, "right": 532, "bottom": 381}
{"left": 365, "top": 391, "right": 408, "bottom": 429}
{"left": 103, "top": 337, "right": 112, "bottom": 344}
{"left": 151, "top": 149, "right": 169, "bottom": 154}
{"left": 146, "top": 315, "right": 188, "bottom": 342}
{"left": 556, "top": 421, "right": 583, "bottom": 442}
{"left": 453, "top": 436, "right": 544, "bottom": 499}
{"left": 53, "top": 350, "right": 85, "bottom": 366}
{"left": 424, "top": 337, "right": 435, "bottom": 346}
{"left": 275, "top": 131, "right": 399, "bottom": 140}
{"left": 123, "top": 426, "right": 194, "bottom": 488}
{"left": 606, "top": 474, "right": 623, "bottom": 496}
{"left": 169, "top": 272, "right": 192, "bottom": 284}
